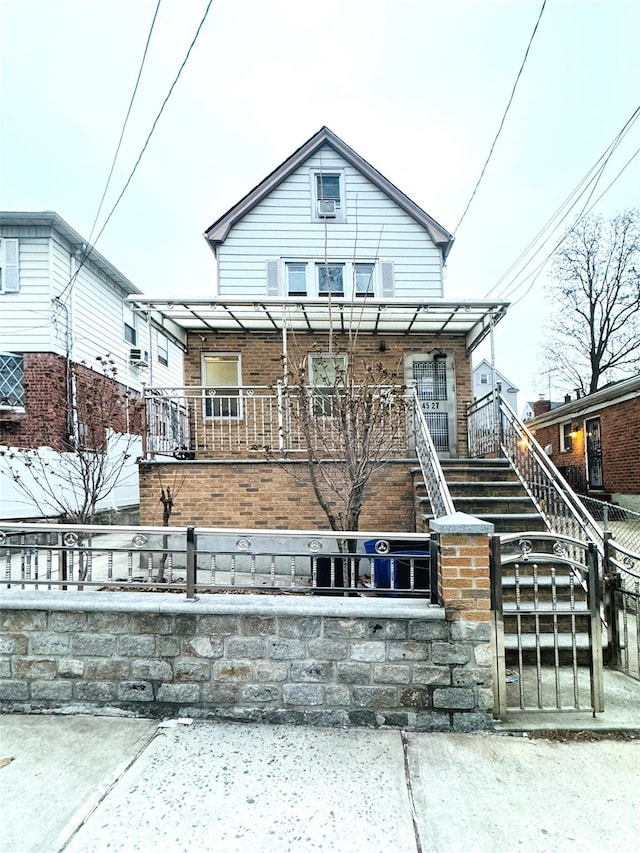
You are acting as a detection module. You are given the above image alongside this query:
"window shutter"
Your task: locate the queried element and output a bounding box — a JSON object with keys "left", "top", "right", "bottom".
{"left": 266, "top": 260, "right": 279, "bottom": 296}
{"left": 381, "top": 261, "right": 394, "bottom": 298}
{"left": 2, "top": 239, "right": 20, "bottom": 292}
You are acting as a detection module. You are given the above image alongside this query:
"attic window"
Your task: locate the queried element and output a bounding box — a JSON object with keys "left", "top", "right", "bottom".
{"left": 480, "top": 372, "right": 488, "bottom": 385}
{"left": 314, "top": 172, "right": 343, "bottom": 219}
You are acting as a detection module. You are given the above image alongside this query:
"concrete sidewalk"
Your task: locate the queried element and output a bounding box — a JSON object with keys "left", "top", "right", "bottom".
{"left": 1, "top": 715, "right": 639, "bottom": 853}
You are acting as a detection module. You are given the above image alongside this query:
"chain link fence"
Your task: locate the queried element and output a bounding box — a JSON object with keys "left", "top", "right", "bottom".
{"left": 581, "top": 496, "right": 640, "bottom": 556}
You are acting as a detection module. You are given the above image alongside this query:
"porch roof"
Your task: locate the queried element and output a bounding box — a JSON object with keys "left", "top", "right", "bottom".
{"left": 129, "top": 297, "right": 509, "bottom": 354}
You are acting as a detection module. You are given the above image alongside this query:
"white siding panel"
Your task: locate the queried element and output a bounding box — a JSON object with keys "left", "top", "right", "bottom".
{"left": 217, "top": 144, "right": 443, "bottom": 299}
{"left": 0, "top": 238, "right": 54, "bottom": 351}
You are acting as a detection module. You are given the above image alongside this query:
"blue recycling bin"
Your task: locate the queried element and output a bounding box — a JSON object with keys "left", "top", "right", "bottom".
{"left": 364, "top": 540, "right": 431, "bottom": 591}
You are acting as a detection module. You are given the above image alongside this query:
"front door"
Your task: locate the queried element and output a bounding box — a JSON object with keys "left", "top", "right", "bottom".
{"left": 585, "top": 417, "right": 603, "bottom": 490}
{"left": 405, "top": 353, "right": 457, "bottom": 457}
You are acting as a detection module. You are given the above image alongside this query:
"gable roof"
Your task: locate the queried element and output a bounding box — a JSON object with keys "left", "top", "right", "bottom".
{"left": 204, "top": 127, "right": 454, "bottom": 258}
{"left": 473, "top": 358, "right": 519, "bottom": 392}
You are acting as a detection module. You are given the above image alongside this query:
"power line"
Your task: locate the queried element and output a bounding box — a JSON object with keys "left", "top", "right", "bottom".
{"left": 59, "top": 0, "right": 215, "bottom": 306}
{"left": 453, "top": 0, "right": 547, "bottom": 235}
{"left": 87, "top": 0, "right": 163, "bottom": 246}
{"left": 486, "top": 104, "right": 640, "bottom": 303}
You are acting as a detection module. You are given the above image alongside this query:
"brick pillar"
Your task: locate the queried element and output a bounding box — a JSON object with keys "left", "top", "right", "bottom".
{"left": 430, "top": 512, "right": 494, "bottom": 621}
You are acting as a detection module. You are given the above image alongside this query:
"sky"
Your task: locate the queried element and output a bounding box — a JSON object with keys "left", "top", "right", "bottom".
{"left": 1, "top": 0, "right": 639, "bottom": 410}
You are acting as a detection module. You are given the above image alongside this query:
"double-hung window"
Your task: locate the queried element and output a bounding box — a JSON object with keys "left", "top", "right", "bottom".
{"left": 203, "top": 354, "right": 241, "bottom": 418}
{"left": 309, "top": 353, "right": 347, "bottom": 416}
{"left": 286, "top": 262, "right": 307, "bottom": 296}
{"left": 313, "top": 171, "right": 344, "bottom": 220}
{"left": 157, "top": 333, "right": 169, "bottom": 367}
{"left": 0, "top": 239, "right": 20, "bottom": 293}
{"left": 123, "top": 304, "right": 137, "bottom": 346}
{"left": 354, "top": 263, "right": 374, "bottom": 297}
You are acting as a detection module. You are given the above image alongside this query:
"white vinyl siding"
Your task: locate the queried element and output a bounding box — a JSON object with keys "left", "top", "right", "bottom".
{"left": 0, "top": 237, "right": 54, "bottom": 352}
{"left": 217, "top": 145, "right": 443, "bottom": 298}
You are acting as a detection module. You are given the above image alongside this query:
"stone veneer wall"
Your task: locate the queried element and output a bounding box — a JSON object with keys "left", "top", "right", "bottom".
{"left": 0, "top": 593, "right": 493, "bottom": 731}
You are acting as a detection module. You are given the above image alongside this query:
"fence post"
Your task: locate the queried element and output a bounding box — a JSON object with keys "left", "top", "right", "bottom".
{"left": 429, "top": 532, "right": 439, "bottom": 605}
{"left": 602, "top": 530, "right": 621, "bottom": 668}
{"left": 489, "top": 534, "right": 507, "bottom": 719}
{"left": 185, "top": 526, "right": 198, "bottom": 602}
{"left": 587, "top": 541, "right": 604, "bottom": 714}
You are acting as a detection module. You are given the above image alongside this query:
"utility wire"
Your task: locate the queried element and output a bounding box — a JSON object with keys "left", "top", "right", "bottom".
{"left": 508, "top": 142, "right": 640, "bottom": 309}
{"left": 486, "top": 103, "right": 640, "bottom": 302}
{"left": 87, "top": 0, "right": 163, "bottom": 246}
{"left": 453, "top": 0, "right": 547, "bottom": 235}
{"left": 59, "top": 0, "right": 214, "bottom": 305}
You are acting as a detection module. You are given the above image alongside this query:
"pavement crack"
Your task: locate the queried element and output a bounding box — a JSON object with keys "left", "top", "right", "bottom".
{"left": 401, "top": 730, "right": 423, "bottom": 853}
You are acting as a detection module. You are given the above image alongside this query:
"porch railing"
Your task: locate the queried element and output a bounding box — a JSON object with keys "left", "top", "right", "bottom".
{"left": 0, "top": 523, "right": 439, "bottom": 602}
{"left": 143, "top": 385, "right": 411, "bottom": 458}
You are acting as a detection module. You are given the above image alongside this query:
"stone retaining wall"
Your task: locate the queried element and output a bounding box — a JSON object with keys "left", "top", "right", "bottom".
{"left": 0, "top": 592, "right": 493, "bottom": 731}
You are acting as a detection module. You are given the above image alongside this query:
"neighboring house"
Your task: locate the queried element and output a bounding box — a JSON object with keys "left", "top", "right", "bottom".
{"left": 522, "top": 398, "right": 565, "bottom": 422}
{"left": 526, "top": 376, "right": 640, "bottom": 509}
{"left": 472, "top": 359, "right": 518, "bottom": 412}
{"left": 132, "top": 127, "right": 509, "bottom": 530}
{"left": 0, "top": 211, "right": 184, "bottom": 519}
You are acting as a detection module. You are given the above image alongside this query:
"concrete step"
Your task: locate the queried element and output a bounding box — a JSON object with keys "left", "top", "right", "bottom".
{"left": 450, "top": 496, "right": 539, "bottom": 515}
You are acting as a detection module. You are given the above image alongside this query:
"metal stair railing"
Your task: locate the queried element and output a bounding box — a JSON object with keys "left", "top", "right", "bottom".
{"left": 469, "top": 392, "right": 605, "bottom": 556}
{"left": 411, "top": 387, "right": 455, "bottom": 520}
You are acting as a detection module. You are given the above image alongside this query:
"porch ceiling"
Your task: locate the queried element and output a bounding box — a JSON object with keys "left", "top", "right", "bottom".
{"left": 129, "top": 298, "right": 509, "bottom": 354}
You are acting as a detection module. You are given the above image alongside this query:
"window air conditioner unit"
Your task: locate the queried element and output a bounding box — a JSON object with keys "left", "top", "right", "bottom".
{"left": 317, "top": 199, "right": 337, "bottom": 217}
{"left": 129, "top": 348, "right": 149, "bottom": 367}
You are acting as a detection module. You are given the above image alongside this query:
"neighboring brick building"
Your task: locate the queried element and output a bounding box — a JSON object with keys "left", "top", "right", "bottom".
{"left": 526, "top": 375, "right": 640, "bottom": 510}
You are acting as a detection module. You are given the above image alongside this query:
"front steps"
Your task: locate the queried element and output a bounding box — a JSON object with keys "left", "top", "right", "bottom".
{"left": 416, "top": 458, "right": 546, "bottom": 534}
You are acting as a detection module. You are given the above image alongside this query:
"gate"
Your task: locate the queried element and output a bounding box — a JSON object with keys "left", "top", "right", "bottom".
{"left": 490, "top": 532, "right": 604, "bottom": 717}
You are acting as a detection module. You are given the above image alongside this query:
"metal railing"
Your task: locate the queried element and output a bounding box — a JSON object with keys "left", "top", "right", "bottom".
{"left": 411, "top": 386, "right": 455, "bottom": 519}
{"left": 0, "top": 523, "right": 439, "bottom": 602}
{"left": 143, "top": 384, "right": 410, "bottom": 458}
{"left": 468, "top": 392, "right": 604, "bottom": 552}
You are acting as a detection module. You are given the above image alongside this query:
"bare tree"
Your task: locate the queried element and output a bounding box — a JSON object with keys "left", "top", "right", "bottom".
{"left": 157, "top": 469, "right": 186, "bottom": 581}
{"left": 260, "top": 333, "right": 408, "bottom": 538}
{"left": 544, "top": 210, "right": 640, "bottom": 395}
{"left": 0, "top": 355, "right": 142, "bottom": 525}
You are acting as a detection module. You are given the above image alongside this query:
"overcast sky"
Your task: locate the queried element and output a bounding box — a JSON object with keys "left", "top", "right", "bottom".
{"left": 2, "top": 0, "right": 638, "bottom": 408}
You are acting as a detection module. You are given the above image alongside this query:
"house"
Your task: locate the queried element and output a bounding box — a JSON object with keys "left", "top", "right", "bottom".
{"left": 132, "top": 127, "right": 509, "bottom": 530}
{"left": 472, "top": 359, "right": 518, "bottom": 412}
{"left": 521, "top": 397, "right": 565, "bottom": 421}
{"left": 0, "top": 211, "right": 184, "bottom": 519}
{"left": 526, "top": 376, "right": 640, "bottom": 509}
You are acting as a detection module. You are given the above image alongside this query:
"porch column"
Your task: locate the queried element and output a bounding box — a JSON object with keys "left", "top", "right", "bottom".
{"left": 429, "top": 512, "right": 494, "bottom": 621}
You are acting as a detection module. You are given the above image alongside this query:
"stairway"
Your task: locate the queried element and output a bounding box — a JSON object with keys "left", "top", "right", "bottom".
{"left": 416, "top": 458, "right": 546, "bottom": 533}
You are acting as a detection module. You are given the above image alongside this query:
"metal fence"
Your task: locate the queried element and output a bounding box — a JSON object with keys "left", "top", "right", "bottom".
{"left": 0, "top": 523, "right": 438, "bottom": 602}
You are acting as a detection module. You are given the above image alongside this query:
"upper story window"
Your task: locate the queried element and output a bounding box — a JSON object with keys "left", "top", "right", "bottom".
{"left": 0, "top": 239, "right": 20, "bottom": 293}
{"left": 0, "top": 352, "right": 24, "bottom": 408}
{"left": 354, "top": 263, "right": 374, "bottom": 297}
{"left": 286, "top": 262, "right": 307, "bottom": 296}
{"left": 157, "top": 333, "right": 169, "bottom": 367}
{"left": 123, "top": 304, "right": 137, "bottom": 345}
{"left": 313, "top": 171, "right": 344, "bottom": 220}
{"left": 479, "top": 372, "right": 489, "bottom": 385}
{"left": 317, "top": 263, "right": 344, "bottom": 297}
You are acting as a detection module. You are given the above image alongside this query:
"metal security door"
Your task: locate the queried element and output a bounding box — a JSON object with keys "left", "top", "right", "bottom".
{"left": 585, "top": 417, "right": 603, "bottom": 489}
{"left": 406, "top": 354, "right": 456, "bottom": 456}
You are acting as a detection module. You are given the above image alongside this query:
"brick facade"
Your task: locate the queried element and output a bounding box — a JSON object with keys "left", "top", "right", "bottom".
{"left": 529, "top": 394, "right": 640, "bottom": 498}
{"left": 139, "top": 460, "right": 416, "bottom": 530}
{"left": 0, "top": 352, "right": 141, "bottom": 450}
